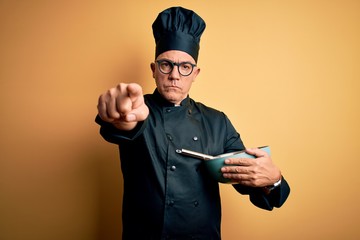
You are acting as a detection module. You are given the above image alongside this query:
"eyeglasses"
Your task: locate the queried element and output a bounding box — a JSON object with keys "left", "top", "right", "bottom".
{"left": 156, "top": 59, "right": 197, "bottom": 77}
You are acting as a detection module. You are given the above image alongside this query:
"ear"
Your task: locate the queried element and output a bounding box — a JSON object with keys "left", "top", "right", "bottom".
{"left": 150, "top": 63, "right": 156, "bottom": 78}
{"left": 192, "top": 67, "right": 200, "bottom": 82}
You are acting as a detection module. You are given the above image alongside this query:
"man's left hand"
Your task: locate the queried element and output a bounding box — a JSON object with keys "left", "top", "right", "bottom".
{"left": 221, "top": 148, "right": 281, "bottom": 187}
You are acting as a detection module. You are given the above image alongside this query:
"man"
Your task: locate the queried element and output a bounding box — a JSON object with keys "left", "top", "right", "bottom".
{"left": 96, "top": 6, "right": 290, "bottom": 240}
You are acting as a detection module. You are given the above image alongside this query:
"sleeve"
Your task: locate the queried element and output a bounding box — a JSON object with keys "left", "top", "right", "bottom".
{"left": 222, "top": 113, "right": 245, "bottom": 153}
{"left": 221, "top": 114, "right": 291, "bottom": 210}
{"left": 95, "top": 115, "right": 147, "bottom": 144}
{"left": 232, "top": 176, "right": 291, "bottom": 211}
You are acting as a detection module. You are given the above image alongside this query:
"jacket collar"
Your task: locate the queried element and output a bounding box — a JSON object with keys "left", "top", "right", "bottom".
{"left": 153, "top": 89, "right": 190, "bottom": 108}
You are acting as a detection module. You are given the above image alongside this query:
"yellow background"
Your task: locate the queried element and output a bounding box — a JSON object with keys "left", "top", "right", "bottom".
{"left": 1, "top": 1, "right": 359, "bottom": 239}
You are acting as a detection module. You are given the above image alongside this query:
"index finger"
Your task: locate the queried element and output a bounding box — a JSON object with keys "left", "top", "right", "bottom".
{"left": 126, "top": 83, "right": 143, "bottom": 107}
{"left": 127, "top": 83, "right": 143, "bottom": 99}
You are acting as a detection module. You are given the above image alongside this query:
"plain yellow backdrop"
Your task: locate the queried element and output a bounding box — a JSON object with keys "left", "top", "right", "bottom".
{"left": 1, "top": 1, "right": 359, "bottom": 239}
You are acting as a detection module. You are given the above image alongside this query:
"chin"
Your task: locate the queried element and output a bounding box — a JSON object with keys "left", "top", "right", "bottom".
{"left": 163, "top": 93, "right": 181, "bottom": 104}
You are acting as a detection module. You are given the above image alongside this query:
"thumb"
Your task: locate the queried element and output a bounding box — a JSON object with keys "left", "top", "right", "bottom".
{"left": 245, "top": 147, "right": 267, "bottom": 158}
{"left": 124, "top": 104, "right": 149, "bottom": 122}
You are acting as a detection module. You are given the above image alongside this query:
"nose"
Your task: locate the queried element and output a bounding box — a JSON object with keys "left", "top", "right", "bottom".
{"left": 168, "top": 65, "right": 180, "bottom": 80}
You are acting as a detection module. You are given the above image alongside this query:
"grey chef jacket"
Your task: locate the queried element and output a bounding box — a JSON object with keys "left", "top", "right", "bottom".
{"left": 96, "top": 89, "right": 290, "bottom": 240}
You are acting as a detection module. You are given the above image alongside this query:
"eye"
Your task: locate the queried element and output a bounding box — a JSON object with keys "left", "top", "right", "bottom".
{"left": 181, "top": 63, "right": 191, "bottom": 70}
{"left": 161, "top": 62, "right": 170, "bottom": 67}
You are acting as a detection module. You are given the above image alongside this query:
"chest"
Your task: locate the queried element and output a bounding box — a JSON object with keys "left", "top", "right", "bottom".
{"left": 149, "top": 106, "right": 222, "bottom": 156}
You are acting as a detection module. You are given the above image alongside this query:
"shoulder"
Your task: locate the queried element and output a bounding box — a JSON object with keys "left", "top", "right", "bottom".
{"left": 144, "top": 93, "right": 152, "bottom": 101}
{"left": 190, "top": 98, "right": 224, "bottom": 116}
{"left": 188, "top": 98, "right": 233, "bottom": 125}
{"left": 144, "top": 93, "right": 157, "bottom": 107}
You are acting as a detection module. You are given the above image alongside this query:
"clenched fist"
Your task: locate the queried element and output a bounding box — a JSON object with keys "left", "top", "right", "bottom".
{"left": 97, "top": 83, "right": 149, "bottom": 131}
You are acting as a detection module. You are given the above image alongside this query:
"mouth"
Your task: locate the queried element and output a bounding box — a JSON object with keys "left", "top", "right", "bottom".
{"left": 164, "top": 85, "right": 181, "bottom": 90}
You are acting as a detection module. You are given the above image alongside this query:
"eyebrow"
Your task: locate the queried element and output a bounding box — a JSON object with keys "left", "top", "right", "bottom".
{"left": 157, "top": 58, "right": 196, "bottom": 65}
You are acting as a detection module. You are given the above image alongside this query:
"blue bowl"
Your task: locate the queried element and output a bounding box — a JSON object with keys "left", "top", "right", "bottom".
{"left": 204, "top": 146, "right": 271, "bottom": 183}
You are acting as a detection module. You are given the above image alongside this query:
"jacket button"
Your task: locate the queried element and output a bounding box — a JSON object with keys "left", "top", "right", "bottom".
{"left": 170, "top": 165, "right": 176, "bottom": 171}
{"left": 193, "top": 136, "right": 198, "bottom": 141}
{"left": 194, "top": 201, "right": 199, "bottom": 207}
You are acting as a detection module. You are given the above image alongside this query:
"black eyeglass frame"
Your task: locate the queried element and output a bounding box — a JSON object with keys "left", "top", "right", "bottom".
{"left": 156, "top": 59, "right": 197, "bottom": 77}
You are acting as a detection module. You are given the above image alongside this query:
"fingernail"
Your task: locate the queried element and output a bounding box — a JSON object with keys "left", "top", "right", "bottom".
{"left": 126, "top": 114, "right": 136, "bottom": 121}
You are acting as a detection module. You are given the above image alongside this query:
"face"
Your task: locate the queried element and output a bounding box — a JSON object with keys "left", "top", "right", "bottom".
{"left": 150, "top": 50, "right": 200, "bottom": 105}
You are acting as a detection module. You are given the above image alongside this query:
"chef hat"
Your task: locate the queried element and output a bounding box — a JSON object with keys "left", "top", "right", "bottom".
{"left": 152, "top": 6, "right": 206, "bottom": 62}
